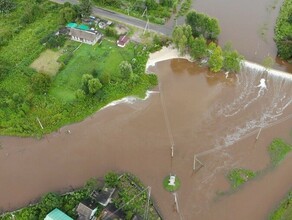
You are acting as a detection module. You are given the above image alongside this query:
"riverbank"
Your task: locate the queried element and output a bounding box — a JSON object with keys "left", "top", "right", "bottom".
{"left": 146, "top": 45, "right": 192, "bottom": 70}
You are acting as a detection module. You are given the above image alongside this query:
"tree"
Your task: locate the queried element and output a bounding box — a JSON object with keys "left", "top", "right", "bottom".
{"left": 105, "top": 172, "right": 119, "bottom": 188}
{"left": 189, "top": 36, "right": 208, "bottom": 60}
{"left": 222, "top": 43, "right": 243, "bottom": 72}
{"left": 208, "top": 45, "right": 223, "bottom": 72}
{"left": 0, "top": 0, "right": 16, "bottom": 14}
{"left": 119, "top": 61, "right": 133, "bottom": 80}
{"left": 75, "top": 89, "right": 86, "bottom": 99}
{"left": 172, "top": 25, "right": 193, "bottom": 54}
{"left": 31, "top": 72, "right": 51, "bottom": 94}
{"left": 38, "top": 192, "right": 62, "bottom": 219}
{"left": 172, "top": 26, "right": 184, "bottom": 48}
{"left": 186, "top": 10, "right": 220, "bottom": 40}
{"left": 79, "top": 0, "right": 92, "bottom": 17}
{"left": 59, "top": 6, "right": 77, "bottom": 24}
{"left": 88, "top": 78, "right": 102, "bottom": 94}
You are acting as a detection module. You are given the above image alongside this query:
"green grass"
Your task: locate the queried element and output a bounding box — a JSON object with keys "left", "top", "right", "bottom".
{"left": 163, "top": 175, "right": 181, "bottom": 192}
{"left": 0, "top": 0, "right": 158, "bottom": 137}
{"left": 50, "top": 40, "right": 135, "bottom": 102}
{"left": 270, "top": 191, "right": 292, "bottom": 220}
{"left": 227, "top": 168, "right": 256, "bottom": 189}
{"left": 269, "top": 138, "right": 292, "bottom": 166}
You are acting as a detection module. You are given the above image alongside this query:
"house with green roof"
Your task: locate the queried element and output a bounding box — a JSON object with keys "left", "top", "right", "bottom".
{"left": 66, "top": 23, "right": 102, "bottom": 45}
{"left": 44, "top": 208, "right": 73, "bottom": 220}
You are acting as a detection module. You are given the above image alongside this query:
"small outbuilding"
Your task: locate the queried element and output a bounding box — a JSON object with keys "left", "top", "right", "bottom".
{"left": 44, "top": 208, "right": 73, "bottom": 220}
{"left": 91, "top": 188, "right": 116, "bottom": 207}
{"left": 117, "top": 35, "right": 130, "bottom": 48}
{"left": 76, "top": 199, "right": 99, "bottom": 220}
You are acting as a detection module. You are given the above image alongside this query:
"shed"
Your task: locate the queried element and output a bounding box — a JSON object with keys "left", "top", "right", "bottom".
{"left": 44, "top": 208, "right": 73, "bottom": 220}
{"left": 117, "top": 35, "right": 130, "bottom": 48}
{"left": 91, "top": 188, "right": 115, "bottom": 207}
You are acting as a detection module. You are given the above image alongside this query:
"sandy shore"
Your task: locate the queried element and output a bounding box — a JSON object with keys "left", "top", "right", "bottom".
{"left": 146, "top": 45, "right": 192, "bottom": 70}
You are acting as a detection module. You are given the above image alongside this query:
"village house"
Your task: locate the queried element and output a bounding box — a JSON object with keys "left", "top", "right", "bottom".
{"left": 44, "top": 208, "right": 73, "bottom": 220}
{"left": 67, "top": 23, "right": 102, "bottom": 45}
{"left": 76, "top": 198, "right": 99, "bottom": 220}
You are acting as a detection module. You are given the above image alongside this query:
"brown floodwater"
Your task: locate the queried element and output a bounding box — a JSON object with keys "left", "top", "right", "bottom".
{"left": 192, "top": 0, "right": 292, "bottom": 73}
{"left": 0, "top": 59, "right": 291, "bottom": 219}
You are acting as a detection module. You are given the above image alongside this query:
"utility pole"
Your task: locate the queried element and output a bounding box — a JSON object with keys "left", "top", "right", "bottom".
{"left": 255, "top": 127, "right": 262, "bottom": 141}
{"left": 36, "top": 117, "right": 44, "bottom": 130}
{"left": 143, "top": 19, "right": 149, "bottom": 35}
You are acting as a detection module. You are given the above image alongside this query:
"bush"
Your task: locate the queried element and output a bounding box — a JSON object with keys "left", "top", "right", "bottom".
{"left": 105, "top": 171, "right": 119, "bottom": 188}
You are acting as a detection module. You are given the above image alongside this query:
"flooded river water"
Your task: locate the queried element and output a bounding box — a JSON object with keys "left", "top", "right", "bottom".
{"left": 192, "top": 0, "right": 292, "bottom": 73}
{"left": 1, "top": 0, "right": 292, "bottom": 219}
{"left": 1, "top": 59, "right": 292, "bottom": 219}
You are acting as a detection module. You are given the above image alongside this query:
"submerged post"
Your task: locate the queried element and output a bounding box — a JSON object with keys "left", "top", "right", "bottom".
{"left": 256, "top": 127, "right": 262, "bottom": 141}
{"left": 171, "top": 144, "right": 174, "bottom": 158}
{"left": 193, "top": 154, "right": 204, "bottom": 171}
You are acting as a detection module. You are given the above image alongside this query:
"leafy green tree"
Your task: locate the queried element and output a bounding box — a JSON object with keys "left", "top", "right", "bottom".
{"left": 75, "top": 89, "right": 86, "bottom": 99}
{"left": 20, "top": 4, "right": 42, "bottom": 25}
{"left": 38, "top": 192, "right": 62, "bottom": 219}
{"left": 119, "top": 61, "right": 133, "bottom": 80}
{"left": 79, "top": 0, "right": 92, "bottom": 17}
{"left": 222, "top": 43, "right": 243, "bottom": 72}
{"left": 274, "top": 0, "right": 292, "bottom": 60}
{"left": 59, "top": 6, "right": 77, "bottom": 24}
{"left": 186, "top": 10, "right": 220, "bottom": 40}
{"left": 160, "top": 0, "right": 175, "bottom": 7}
{"left": 88, "top": 78, "right": 102, "bottom": 94}
{"left": 172, "top": 26, "right": 184, "bottom": 48}
{"left": 172, "top": 25, "right": 193, "bottom": 54}
{"left": 0, "top": 0, "right": 16, "bottom": 14}
{"left": 189, "top": 36, "right": 208, "bottom": 60}
{"left": 105, "top": 26, "right": 118, "bottom": 38}
{"left": 99, "top": 72, "right": 110, "bottom": 85}
{"left": 105, "top": 172, "right": 119, "bottom": 188}
{"left": 208, "top": 45, "right": 223, "bottom": 72}
{"left": 31, "top": 72, "right": 51, "bottom": 94}
{"left": 82, "top": 74, "right": 93, "bottom": 93}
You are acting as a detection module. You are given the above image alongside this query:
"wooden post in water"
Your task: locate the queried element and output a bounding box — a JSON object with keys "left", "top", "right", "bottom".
{"left": 171, "top": 144, "right": 174, "bottom": 158}
{"left": 193, "top": 154, "right": 204, "bottom": 171}
{"left": 36, "top": 117, "right": 44, "bottom": 130}
{"left": 256, "top": 127, "right": 262, "bottom": 141}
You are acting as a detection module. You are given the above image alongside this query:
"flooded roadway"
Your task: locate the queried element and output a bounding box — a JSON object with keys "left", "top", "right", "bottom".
{"left": 192, "top": 0, "right": 292, "bottom": 73}
{"left": 0, "top": 59, "right": 291, "bottom": 219}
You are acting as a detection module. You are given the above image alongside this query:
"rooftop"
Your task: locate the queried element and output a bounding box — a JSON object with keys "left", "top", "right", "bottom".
{"left": 44, "top": 208, "right": 73, "bottom": 220}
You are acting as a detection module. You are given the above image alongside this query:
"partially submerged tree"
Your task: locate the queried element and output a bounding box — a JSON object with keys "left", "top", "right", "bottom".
{"left": 186, "top": 10, "right": 220, "bottom": 40}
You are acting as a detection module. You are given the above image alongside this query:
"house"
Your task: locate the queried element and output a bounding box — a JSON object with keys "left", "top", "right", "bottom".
{"left": 44, "top": 208, "right": 73, "bottom": 220}
{"left": 66, "top": 23, "right": 102, "bottom": 45}
{"left": 117, "top": 35, "right": 130, "bottom": 48}
{"left": 99, "top": 203, "right": 125, "bottom": 220}
{"left": 91, "top": 188, "right": 115, "bottom": 207}
{"left": 76, "top": 198, "right": 98, "bottom": 220}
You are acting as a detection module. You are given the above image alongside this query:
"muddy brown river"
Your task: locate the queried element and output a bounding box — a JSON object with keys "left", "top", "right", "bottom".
{"left": 192, "top": 0, "right": 292, "bottom": 73}
{"left": 1, "top": 0, "right": 292, "bottom": 219}
{"left": 1, "top": 59, "right": 292, "bottom": 219}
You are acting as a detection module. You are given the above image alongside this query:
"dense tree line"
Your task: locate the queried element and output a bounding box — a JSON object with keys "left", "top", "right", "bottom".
{"left": 172, "top": 24, "right": 243, "bottom": 73}
{"left": 274, "top": 0, "right": 292, "bottom": 60}
{"left": 186, "top": 10, "right": 220, "bottom": 40}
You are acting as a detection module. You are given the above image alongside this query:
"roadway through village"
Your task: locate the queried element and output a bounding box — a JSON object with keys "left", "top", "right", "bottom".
{"left": 50, "top": 0, "right": 174, "bottom": 36}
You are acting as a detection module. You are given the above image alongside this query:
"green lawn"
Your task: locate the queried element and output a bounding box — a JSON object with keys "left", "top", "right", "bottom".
{"left": 50, "top": 40, "right": 135, "bottom": 102}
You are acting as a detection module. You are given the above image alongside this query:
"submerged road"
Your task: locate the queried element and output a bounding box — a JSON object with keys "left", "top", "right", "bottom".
{"left": 50, "top": 0, "right": 174, "bottom": 36}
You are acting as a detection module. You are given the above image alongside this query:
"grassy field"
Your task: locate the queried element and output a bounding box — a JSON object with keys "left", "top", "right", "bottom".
{"left": 30, "top": 49, "right": 62, "bottom": 76}
{"left": 50, "top": 40, "right": 135, "bottom": 102}
{"left": 0, "top": 0, "right": 157, "bottom": 137}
